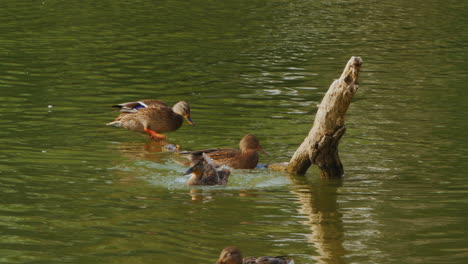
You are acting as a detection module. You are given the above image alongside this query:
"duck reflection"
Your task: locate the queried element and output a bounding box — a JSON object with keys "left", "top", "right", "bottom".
{"left": 189, "top": 188, "right": 214, "bottom": 202}
{"left": 288, "top": 175, "right": 346, "bottom": 264}
{"left": 113, "top": 140, "right": 179, "bottom": 162}
{"left": 188, "top": 188, "right": 259, "bottom": 202}
{"left": 110, "top": 140, "right": 180, "bottom": 184}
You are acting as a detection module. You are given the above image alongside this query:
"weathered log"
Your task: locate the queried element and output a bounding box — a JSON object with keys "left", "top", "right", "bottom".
{"left": 287, "top": 56, "right": 362, "bottom": 177}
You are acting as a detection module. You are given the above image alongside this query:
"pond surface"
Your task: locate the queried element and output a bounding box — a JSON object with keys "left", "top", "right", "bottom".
{"left": 1, "top": 0, "right": 467, "bottom": 263}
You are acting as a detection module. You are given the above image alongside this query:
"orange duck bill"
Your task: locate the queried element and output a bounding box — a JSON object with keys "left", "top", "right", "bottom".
{"left": 184, "top": 115, "right": 195, "bottom": 126}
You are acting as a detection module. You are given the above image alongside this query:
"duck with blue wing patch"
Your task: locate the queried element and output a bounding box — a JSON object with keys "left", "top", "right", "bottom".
{"left": 107, "top": 99, "right": 194, "bottom": 141}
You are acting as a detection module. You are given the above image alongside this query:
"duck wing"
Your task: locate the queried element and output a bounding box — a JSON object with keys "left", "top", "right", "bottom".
{"left": 180, "top": 148, "right": 224, "bottom": 156}
{"left": 217, "top": 168, "right": 231, "bottom": 185}
{"left": 181, "top": 148, "right": 238, "bottom": 166}
{"left": 203, "top": 153, "right": 231, "bottom": 185}
{"left": 112, "top": 100, "right": 168, "bottom": 113}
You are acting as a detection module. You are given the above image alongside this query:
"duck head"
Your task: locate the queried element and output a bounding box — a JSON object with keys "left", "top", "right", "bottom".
{"left": 185, "top": 153, "right": 226, "bottom": 185}
{"left": 172, "top": 101, "right": 195, "bottom": 126}
{"left": 184, "top": 161, "right": 203, "bottom": 178}
{"left": 216, "top": 246, "right": 243, "bottom": 264}
{"left": 239, "top": 134, "right": 267, "bottom": 154}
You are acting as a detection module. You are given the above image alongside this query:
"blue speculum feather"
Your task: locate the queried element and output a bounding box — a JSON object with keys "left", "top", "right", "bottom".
{"left": 134, "top": 105, "right": 146, "bottom": 110}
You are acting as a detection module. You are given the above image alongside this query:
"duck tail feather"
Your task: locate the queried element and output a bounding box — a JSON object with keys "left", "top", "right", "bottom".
{"left": 106, "top": 121, "right": 123, "bottom": 127}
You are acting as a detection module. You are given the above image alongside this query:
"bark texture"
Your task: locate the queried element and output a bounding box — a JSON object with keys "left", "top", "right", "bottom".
{"left": 287, "top": 57, "right": 362, "bottom": 177}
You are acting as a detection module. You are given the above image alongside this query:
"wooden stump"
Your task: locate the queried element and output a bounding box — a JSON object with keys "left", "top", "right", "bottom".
{"left": 287, "top": 56, "right": 363, "bottom": 177}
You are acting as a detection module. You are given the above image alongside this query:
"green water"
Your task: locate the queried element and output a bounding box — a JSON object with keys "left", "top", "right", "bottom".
{"left": 1, "top": 0, "right": 467, "bottom": 263}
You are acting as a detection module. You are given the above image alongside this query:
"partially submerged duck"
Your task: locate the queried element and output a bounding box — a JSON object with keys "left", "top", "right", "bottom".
{"left": 181, "top": 134, "right": 266, "bottom": 169}
{"left": 107, "top": 99, "right": 194, "bottom": 140}
{"left": 185, "top": 153, "right": 231, "bottom": 185}
{"left": 216, "top": 246, "right": 293, "bottom": 264}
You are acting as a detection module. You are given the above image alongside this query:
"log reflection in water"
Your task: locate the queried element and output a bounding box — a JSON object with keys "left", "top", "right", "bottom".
{"left": 289, "top": 175, "right": 346, "bottom": 264}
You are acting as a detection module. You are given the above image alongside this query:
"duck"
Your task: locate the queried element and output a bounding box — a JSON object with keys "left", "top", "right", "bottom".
{"left": 216, "top": 246, "right": 293, "bottom": 264}
{"left": 181, "top": 134, "right": 267, "bottom": 169}
{"left": 184, "top": 153, "right": 231, "bottom": 185}
{"left": 107, "top": 99, "right": 194, "bottom": 140}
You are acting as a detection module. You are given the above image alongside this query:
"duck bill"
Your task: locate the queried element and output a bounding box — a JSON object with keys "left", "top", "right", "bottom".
{"left": 184, "top": 167, "right": 194, "bottom": 175}
{"left": 184, "top": 115, "right": 195, "bottom": 126}
{"left": 258, "top": 145, "right": 269, "bottom": 155}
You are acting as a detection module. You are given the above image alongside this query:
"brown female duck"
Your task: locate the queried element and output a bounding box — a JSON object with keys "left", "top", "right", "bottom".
{"left": 107, "top": 99, "right": 194, "bottom": 140}
{"left": 216, "top": 246, "right": 293, "bottom": 264}
{"left": 185, "top": 153, "right": 231, "bottom": 185}
{"left": 181, "top": 134, "right": 266, "bottom": 169}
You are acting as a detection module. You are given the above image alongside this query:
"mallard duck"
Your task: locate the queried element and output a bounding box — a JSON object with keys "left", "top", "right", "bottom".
{"left": 216, "top": 246, "right": 293, "bottom": 264}
{"left": 107, "top": 99, "right": 194, "bottom": 140}
{"left": 181, "top": 134, "right": 267, "bottom": 169}
{"left": 185, "top": 153, "right": 231, "bottom": 185}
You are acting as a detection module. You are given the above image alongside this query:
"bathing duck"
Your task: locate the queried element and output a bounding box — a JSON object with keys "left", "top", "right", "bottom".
{"left": 185, "top": 153, "right": 231, "bottom": 185}
{"left": 107, "top": 99, "right": 194, "bottom": 140}
{"left": 181, "top": 134, "right": 266, "bottom": 169}
{"left": 216, "top": 246, "right": 293, "bottom": 264}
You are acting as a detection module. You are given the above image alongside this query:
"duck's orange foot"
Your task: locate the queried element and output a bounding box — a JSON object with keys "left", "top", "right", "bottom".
{"left": 144, "top": 128, "right": 167, "bottom": 141}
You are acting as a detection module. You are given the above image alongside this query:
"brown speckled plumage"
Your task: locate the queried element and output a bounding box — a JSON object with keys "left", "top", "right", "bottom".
{"left": 185, "top": 153, "right": 231, "bottom": 185}
{"left": 107, "top": 100, "right": 194, "bottom": 140}
{"left": 182, "top": 135, "right": 266, "bottom": 169}
{"left": 216, "top": 246, "right": 292, "bottom": 264}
